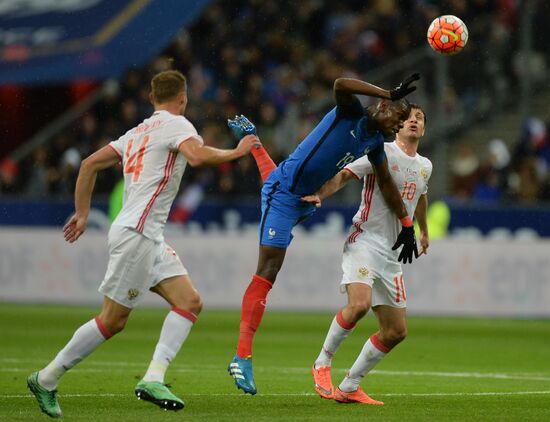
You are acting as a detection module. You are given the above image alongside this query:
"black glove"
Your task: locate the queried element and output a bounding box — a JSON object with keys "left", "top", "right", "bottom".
{"left": 392, "top": 225, "right": 419, "bottom": 264}
{"left": 389, "top": 73, "right": 420, "bottom": 101}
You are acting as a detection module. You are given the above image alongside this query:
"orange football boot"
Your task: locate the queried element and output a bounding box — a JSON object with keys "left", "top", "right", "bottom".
{"left": 311, "top": 365, "right": 333, "bottom": 399}
{"left": 334, "top": 387, "right": 384, "bottom": 405}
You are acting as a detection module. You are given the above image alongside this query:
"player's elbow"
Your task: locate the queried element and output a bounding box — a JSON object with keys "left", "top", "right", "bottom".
{"left": 80, "top": 156, "right": 100, "bottom": 173}
{"left": 333, "top": 78, "right": 347, "bottom": 92}
{"left": 185, "top": 153, "right": 205, "bottom": 168}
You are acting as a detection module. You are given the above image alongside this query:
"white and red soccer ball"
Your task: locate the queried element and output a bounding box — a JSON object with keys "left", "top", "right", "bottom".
{"left": 427, "top": 15, "right": 469, "bottom": 55}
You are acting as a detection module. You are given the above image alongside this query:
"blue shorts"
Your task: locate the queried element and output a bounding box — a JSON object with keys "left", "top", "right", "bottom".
{"left": 259, "top": 175, "right": 316, "bottom": 248}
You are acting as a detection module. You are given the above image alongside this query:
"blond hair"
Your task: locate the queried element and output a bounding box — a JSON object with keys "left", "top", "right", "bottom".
{"left": 150, "top": 70, "right": 186, "bottom": 104}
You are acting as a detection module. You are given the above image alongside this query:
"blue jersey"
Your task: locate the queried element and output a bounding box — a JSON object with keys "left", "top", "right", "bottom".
{"left": 275, "top": 97, "right": 384, "bottom": 195}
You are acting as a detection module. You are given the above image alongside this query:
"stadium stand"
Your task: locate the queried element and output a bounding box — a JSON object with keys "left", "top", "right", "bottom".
{"left": 0, "top": 0, "right": 549, "bottom": 234}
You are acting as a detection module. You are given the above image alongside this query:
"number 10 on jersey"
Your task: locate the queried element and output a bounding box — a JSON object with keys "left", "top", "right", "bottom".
{"left": 401, "top": 181, "right": 417, "bottom": 200}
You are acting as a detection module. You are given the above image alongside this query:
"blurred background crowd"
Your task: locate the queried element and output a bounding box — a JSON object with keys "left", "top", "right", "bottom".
{"left": 1, "top": 0, "right": 549, "bottom": 212}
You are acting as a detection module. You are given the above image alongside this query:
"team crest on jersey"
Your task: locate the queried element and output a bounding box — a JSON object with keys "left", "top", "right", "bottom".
{"left": 127, "top": 289, "right": 139, "bottom": 300}
{"left": 420, "top": 167, "right": 429, "bottom": 181}
{"left": 358, "top": 267, "right": 370, "bottom": 278}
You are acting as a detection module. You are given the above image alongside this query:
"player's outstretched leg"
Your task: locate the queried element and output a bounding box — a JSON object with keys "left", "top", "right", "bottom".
{"left": 251, "top": 145, "right": 276, "bottom": 182}
{"left": 27, "top": 372, "right": 63, "bottom": 418}
{"left": 228, "top": 355, "right": 257, "bottom": 395}
{"left": 135, "top": 379, "right": 184, "bottom": 411}
{"left": 334, "top": 386, "right": 384, "bottom": 405}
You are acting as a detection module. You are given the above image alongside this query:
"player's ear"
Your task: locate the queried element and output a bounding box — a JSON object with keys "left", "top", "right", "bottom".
{"left": 177, "top": 91, "right": 186, "bottom": 104}
{"left": 149, "top": 92, "right": 155, "bottom": 105}
{"left": 378, "top": 100, "right": 390, "bottom": 114}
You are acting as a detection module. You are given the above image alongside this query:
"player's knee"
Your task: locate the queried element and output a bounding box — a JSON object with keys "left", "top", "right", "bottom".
{"left": 256, "top": 249, "right": 285, "bottom": 282}
{"left": 256, "top": 262, "right": 281, "bottom": 282}
{"left": 188, "top": 295, "right": 203, "bottom": 315}
{"left": 102, "top": 316, "right": 128, "bottom": 335}
{"left": 174, "top": 291, "right": 202, "bottom": 315}
{"left": 348, "top": 301, "right": 370, "bottom": 322}
{"left": 387, "top": 326, "right": 408, "bottom": 345}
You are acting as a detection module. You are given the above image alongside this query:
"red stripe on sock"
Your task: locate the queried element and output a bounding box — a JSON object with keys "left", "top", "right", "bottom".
{"left": 236, "top": 274, "right": 273, "bottom": 358}
{"left": 94, "top": 316, "right": 113, "bottom": 340}
{"left": 370, "top": 334, "right": 391, "bottom": 353}
{"left": 171, "top": 307, "right": 198, "bottom": 323}
{"left": 336, "top": 310, "right": 356, "bottom": 330}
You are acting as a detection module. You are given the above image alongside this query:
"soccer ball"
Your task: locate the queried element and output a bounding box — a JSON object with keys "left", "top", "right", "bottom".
{"left": 427, "top": 15, "right": 468, "bottom": 55}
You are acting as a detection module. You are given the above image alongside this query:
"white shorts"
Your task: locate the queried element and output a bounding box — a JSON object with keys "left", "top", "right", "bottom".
{"left": 99, "top": 225, "right": 188, "bottom": 308}
{"left": 340, "top": 241, "right": 407, "bottom": 308}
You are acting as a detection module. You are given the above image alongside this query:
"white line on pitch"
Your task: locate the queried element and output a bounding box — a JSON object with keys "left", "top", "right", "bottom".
{"left": 2, "top": 363, "right": 550, "bottom": 382}
{"left": 2, "top": 391, "right": 550, "bottom": 399}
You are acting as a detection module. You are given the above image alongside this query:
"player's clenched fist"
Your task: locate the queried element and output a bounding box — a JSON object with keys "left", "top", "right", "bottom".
{"left": 235, "top": 135, "right": 261, "bottom": 156}
{"left": 301, "top": 194, "right": 322, "bottom": 208}
{"left": 63, "top": 213, "right": 87, "bottom": 243}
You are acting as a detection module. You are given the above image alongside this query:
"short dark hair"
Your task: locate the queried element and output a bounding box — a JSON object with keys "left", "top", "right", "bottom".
{"left": 408, "top": 103, "right": 427, "bottom": 124}
{"left": 151, "top": 70, "right": 187, "bottom": 104}
{"left": 375, "top": 98, "right": 411, "bottom": 120}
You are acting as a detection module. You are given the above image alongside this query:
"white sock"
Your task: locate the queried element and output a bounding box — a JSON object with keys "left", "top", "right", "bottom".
{"left": 339, "top": 335, "right": 390, "bottom": 392}
{"left": 314, "top": 311, "right": 355, "bottom": 368}
{"left": 142, "top": 309, "right": 196, "bottom": 383}
{"left": 38, "top": 318, "right": 108, "bottom": 390}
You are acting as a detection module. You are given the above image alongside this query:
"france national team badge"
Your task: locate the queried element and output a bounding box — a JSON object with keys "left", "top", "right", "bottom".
{"left": 268, "top": 228, "right": 276, "bottom": 239}
{"left": 127, "top": 289, "right": 139, "bottom": 301}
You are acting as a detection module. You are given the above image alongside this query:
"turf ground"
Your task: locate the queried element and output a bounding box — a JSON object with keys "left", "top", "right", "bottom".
{"left": 1, "top": 303, "right": 549, "bottom": 421}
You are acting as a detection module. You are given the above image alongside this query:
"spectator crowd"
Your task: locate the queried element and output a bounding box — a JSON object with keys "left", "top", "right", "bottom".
{"left": 1, "top": 0, "right": 549, "bottom": 209}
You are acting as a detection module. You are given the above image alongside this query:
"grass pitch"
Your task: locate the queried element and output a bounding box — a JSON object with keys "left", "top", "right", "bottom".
{"left": 1, "top": 303, "right": 549, "bottom": 421}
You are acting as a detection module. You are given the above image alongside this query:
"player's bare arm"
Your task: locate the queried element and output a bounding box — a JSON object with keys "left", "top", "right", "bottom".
{"left": 64, "top": 145, "right": 120, "bottom": 243}
{"left": 301, "top": 169, "right": 355, "bottom": 208}
{"left": 178, "top": 135, "right": 260, "bottom": 167}
{"left": 376, "top": 155, "right": 419, "bottom": 264}
{"left": 371, "top": 159, "right": 408, "bottom": 220}
{"left": 333, "top": 74, "right": 420, "bottom": 106}
{"left": 414, "top": 193, "right": 429, "bottom": 255}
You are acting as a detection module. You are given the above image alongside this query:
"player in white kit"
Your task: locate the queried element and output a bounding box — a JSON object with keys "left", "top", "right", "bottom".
{"left": 305, "top": 104, "right": 431, "bottom": 404}
{"left": 27, "top": 70, "right": 260, "bottom": 418}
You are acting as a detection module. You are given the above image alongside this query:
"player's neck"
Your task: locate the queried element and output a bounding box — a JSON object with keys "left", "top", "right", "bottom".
{"left": 395, "top": 137, "right": 418, "bottom": 157}
{"left": 154, "top": 102, "right": 183, "bottom": 116}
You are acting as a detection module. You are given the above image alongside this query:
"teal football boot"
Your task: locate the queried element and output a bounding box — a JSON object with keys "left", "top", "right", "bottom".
{"left": 228, "top": 355, "right": 257, "bottom": 395}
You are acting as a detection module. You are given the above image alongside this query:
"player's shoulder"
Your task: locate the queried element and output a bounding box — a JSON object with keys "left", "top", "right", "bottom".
{"left": 416, "top": 152, "right": 432, "bottom": 169}
{"left": 114, "top": 126, "right": 135, "bottom": 144}
{"left": 162, "top": 113, "right": 198, "bottom": 132}
{"left": 416, "top": 153, "right": 433, "bottom": 182}
{"left": 384, "top": 141, "right": 401, "bottom": 155}
{"left": 336, "top": 95, "right": 363, "bottom": 120}
{"left": 162, "top": 111, "right": 190, "bottom": 125}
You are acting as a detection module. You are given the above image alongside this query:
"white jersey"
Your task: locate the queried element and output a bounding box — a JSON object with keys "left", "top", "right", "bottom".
{"left": 108, "top": 110, "right": 202, "bottom": 242}
{"left": 344, "top": 141, "right": 432, "bottom": 259}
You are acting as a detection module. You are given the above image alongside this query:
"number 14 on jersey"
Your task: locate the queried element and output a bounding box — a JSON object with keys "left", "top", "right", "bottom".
{"left": 124, "top": 135, "right": 151, "bottom": 183}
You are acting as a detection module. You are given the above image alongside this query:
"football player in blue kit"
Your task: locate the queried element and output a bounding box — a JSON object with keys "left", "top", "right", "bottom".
{"left": 227, "top": 74, "right": 420, "bottom": 395}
